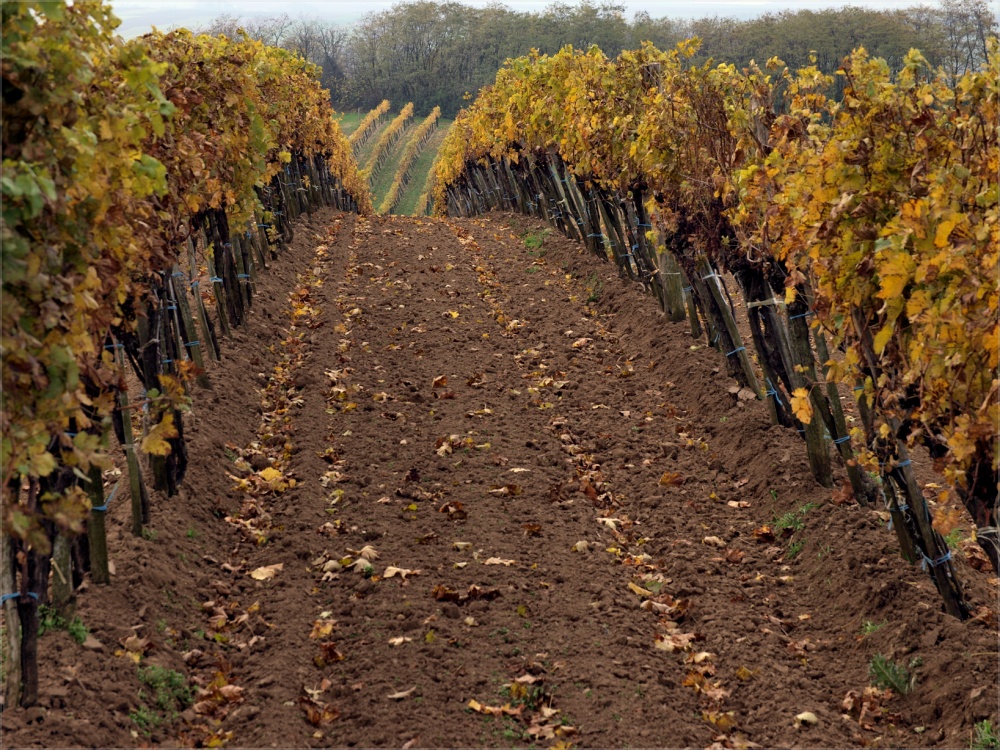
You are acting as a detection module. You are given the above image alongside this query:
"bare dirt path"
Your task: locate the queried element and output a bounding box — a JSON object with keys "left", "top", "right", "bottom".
{"left": 4, "top": 209, "right": 996, "bottom": 749}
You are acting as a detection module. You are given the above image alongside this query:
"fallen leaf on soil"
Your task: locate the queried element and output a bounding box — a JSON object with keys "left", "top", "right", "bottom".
{"left": 571, "top": 338, "right": 591, "bottom": 348}
{"left": 483, "top": 558, "right": 516, "bottom": 566}
{"left": 522, "top": 524, "right": 542, "bottom": 536}
{"left": 383, "top": 566, "right": 421, "bottom": 580}
{"left": 310, "top": 619, "right": 336, "bottom": 639}
{"left": 468, "top": 699, "right": 523, "bottom": 717}
{"left": 703, "top": 536, "right": 726, "bottom": 547}
{"left": 703, "top": 711, "right": 738, "bottom": 732}
{"left": 735, "top": 666, "right": 755, "bottom": 681}
{"left": 249, "top": 564, "right": 283, "bottom": 581}
{"left": 727, "top": 501, "right": 751, "bottom": 509}
{"left": 753, "top": 526, "right": 775, "bottom": 542}
{"left": 488, "top": 484, "right": 522, "bottom": 496}
{"left": 659, "top": 472, "right": 684, "bottom": 487}
{"left": 627, "top": 581, "right": 652, "bottom": 599}
{"left": 388, "top": 687, "right": 417, "bottom": 700}
{"left": 453, "top": 541, "right": 472, "bottom": 551}
{"left": 572, "top": 541, "right": 590, "bottom": 553}
{"left": 432, "top": 375, "right": 448, "bottom": 388}
{"left": 793, "top": 711, "right": 818, "bottom": 727}
{"left": 299, "top": 695, "right": 339, "bottom": 726}
{"left": 725, "top": 548, "right": 745, "bottom": 564}
{"left": 438, "top": 501, "right": 467, "bottom": 520}
{"left": 654, "top": 632, "right": 700, "bottom": 652}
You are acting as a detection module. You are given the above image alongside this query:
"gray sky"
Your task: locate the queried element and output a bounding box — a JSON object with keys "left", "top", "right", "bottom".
{"left": 110, "top": 0, "right": 933, "bottom": 37}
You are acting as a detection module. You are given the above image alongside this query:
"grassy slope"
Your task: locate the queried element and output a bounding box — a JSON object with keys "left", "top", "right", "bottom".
{"left": 369, "top": 120, "right": 419, "bottom": 211}
{"left": 335, "top": 110, "right": 365, "bottom": 136}
{"left": 394, "top": 118, "right": 452, "bottom": 216}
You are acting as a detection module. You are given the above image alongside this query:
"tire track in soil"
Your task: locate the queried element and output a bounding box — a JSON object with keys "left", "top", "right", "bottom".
{"left": 215, "top": 211, "right": 994, "bottom": 749}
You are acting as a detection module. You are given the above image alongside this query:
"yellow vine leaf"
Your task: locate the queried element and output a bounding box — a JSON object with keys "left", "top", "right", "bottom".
{"left": 141, "top": 413, "right": 178, "bottom": 456}
{"left": 790, "top": 388, "right": 813, "bottom": 424}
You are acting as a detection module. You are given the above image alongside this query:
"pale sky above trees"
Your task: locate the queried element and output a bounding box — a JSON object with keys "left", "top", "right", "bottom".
{"left": 112, "top": 0, "right": 927, "bottom": 37}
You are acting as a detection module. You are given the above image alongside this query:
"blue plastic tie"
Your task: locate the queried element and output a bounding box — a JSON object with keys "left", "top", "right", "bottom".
{"left": 853, "top": 385, "right": 864, "bottom": 391}
{"left": 631, "top": 244, "right": 639, "bottom": 251}
{"left": 789, "top": 310, "right": 814, "bottom": 320}
{"left": 104, "top": 343, "right": 123, "bottom": 350}
{"left": 64, "top": 431, "right": 78, "bottom": 438}
{"left": 185, "top": 340, "right": 200, "bottom": 347}
{"left": 210, "top": 277, "right": 223, "bottom": 283}
{"left": 764, "top": 378, "right": 784, "bottom": 407}
{"left": 223, "top": 243, "right": 232, "bottom": 248}
{"left": 588, "top": 233, "right": 605, "bottom": 238}
{"left": 190, "top": 280, "right": 200, "bottom": 288}
{"left": 896, "top": 459, "right": 912, "bottom": 468}
{"left": 920, "top": 550, "right": 952, "bottom": 571}
{"left": 702, "top": 273, "right": 718, "bottom": 281}
{"left": 238, "top": 274, "right": 250, "bottom": 280}
{"left": 167, "top": 305, "right": 177, "bottom": 311}
{"left": 92, "top": 482, "right": 120, "bottom": 513}
{"left": 726, "top": 346, "right": 746, "bottom": 357}
{"left": 162, "top": 358, "right": 173, "bottom": 364}
{"left": 637, "top": 223, "right": 652, "bottom": 228}
{"left": 833, "top": 435, "right": 851, "bottom": 444}
{"left": 171, "top": 272, "right": 184, "bottom": 278}
{"left": 1, "top": 592, "right": 39, "bottom": 604}
{"left": 683, "top": 286, "right": 693, "bottom": 292}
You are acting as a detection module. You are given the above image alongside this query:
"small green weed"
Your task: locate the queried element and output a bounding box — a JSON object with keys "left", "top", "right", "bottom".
{"left": 869, "top": 653, "right": 915, "bottom": 694}
{"left": 859, "top": 619, "right": 887, "bottom": 637}
{"left": 522, "top": 229, "right": 550, "bottom": 250}
{"left": 526, "top": 265, "right": 540, "bottom": 274}
{"left": 944, "top": 528, "right": 964, "bottom": 550}
{"left": 585, "top": 272, "right": 602, "bottom": 303}
{"left": 971, "top": 719, "right": 998, "bottom": 750}
{"left": 786, "top": 539, "right": 805, "bottom": 559}
{"left": 138, "top": 665, "right": 192, "bottom": 715}
{"left": 775, "top": 512, "right": 804, "bottom": 533}
{"left": 38, "top": 605, "right": 88, "bottom": 645}
{"left": 141, "top": 527, "right": 158, "bottom": 541}
{"left": 185, "top": 528, "right": 198, "bottom": 540}
{"left": 129, "top": 705, "right": 161, "bottom": 734}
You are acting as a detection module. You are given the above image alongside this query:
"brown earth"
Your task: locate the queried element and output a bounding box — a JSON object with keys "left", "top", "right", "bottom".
{"left": 3, "top": 208, "right": 997, "bottom": 749}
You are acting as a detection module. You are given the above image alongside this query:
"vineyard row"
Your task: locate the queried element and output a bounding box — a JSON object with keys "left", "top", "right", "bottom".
{"left": 2, "top": 1, "right": 369, "bottom": 708}
{"left": 431, "top": 40, "right": 999, "bottom": 616}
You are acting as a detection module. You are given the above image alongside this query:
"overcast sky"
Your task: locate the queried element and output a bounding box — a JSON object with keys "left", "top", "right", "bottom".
{"left": 110, "top": 0, "right": 935, "bottom": 37}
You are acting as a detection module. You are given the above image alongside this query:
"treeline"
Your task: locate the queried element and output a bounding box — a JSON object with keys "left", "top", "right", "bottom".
{"left": 197, "top": 0, "right": 996, "bottom": 116}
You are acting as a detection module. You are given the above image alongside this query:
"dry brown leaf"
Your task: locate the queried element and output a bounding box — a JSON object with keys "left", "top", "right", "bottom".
{"left": 249, "top": 563, "right": 283, "bottom": 581}
{"left": 659, "top": 471, "right": 684, "bottom": 487}
{"left": 388, "top": 686, "right": 417, "bottom": 700}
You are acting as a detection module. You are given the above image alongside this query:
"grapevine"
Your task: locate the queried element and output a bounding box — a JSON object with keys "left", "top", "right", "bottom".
{"left": 378, "top": 106, "right": 441, "bottom": 215}
{"left": 348, "top": 99, "right": 391, "bottom": 150}
{"left": 361, "top": 103, "right": 414, "bottom": 186}
{"left": 431, "top": 39, "right": 999, "bottom": 609}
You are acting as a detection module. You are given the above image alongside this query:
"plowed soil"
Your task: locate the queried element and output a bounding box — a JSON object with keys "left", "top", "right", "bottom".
{"left": 4, "top": 208, "right": 997, "bottom": 749}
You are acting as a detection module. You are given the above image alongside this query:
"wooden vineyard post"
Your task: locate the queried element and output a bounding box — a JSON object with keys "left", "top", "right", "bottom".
{"left": 698, "top": 260, "right": 762, "bottom": 398}
{"left": 51, "top": 533, "right": 74, "bottom": 617}
{"left": 113, "top": 342, "right": 145, "bottom": 537}
{"left": 204, "top": 230, "right": 233, "bottom": 340}
{"left": 785, "top": 303, "right": 833, "bottom": 488}
{"left": 2, "top": 531, "right": 22, "bottom": 708}
{"left": 681, "top": 272, "right": 703, "bottom": 340}
{"left": 658, "top": 250, "right": 687, "bottom": 323}
{"left": 812, "top": 325, "right": 871, "bottom": 503}
{"left": 86, "top": 463, "right": 110, "bottom": 584}
{"left": 187, "top": 238, "right": 220, "bottom": 361}
{"left": 170, "top": 266, "right": 211, "bottom": 388}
